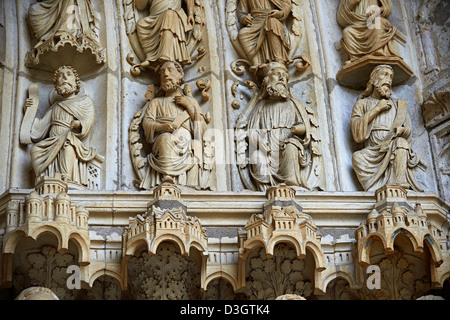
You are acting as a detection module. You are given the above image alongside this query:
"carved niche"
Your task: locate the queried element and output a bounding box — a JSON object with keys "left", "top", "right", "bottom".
{"left": 25, "top": 0, "right": 106, "bottom": 73}
{"left": 336, "top": 0, "right": 413, "bottom": 88}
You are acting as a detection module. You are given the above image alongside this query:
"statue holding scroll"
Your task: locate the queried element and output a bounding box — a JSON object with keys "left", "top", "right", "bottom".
{"left": 20, "top": 66, "right": 99, "bottom": 187}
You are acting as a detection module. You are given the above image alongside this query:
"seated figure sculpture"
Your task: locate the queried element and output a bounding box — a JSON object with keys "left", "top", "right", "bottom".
{"left": 237, "top": 0, "right": 292, "bottom": 66}
{"left": 351, "top": 65, "right": 426, "bottom": 191}
{"left": 135, "top": 0, "right": 195, "bottom": 68}
{"left": 337, "top": 0, "right": 399, "bottom": 64}
{"left": 245, "top": 62, "right": 322, "bottom": 191}
{"left": 140, "top": 61, "right": 210, "bottom": 189}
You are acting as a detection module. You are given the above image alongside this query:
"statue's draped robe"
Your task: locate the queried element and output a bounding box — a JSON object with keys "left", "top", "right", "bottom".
{"left": 136, "top": 0, "right": 192, "bottom": 65}
{"left": 141, "top": 94, "right": 206, "bottom": 189}
{"left": 28, "top": 0, "right": 99, "bottom": 42}
{"left": 351, "top": 97, "right": 423, "bottom": 191}
{"left": 247, "top": 97, "right": 312, "bottom": 191}
{"left": 30, "top": 96, "right": 97, "bottom": 186}
{"left": 238, "top": 0, "right": 291, "bottom": 64}
{"left": 337, "top": 0, "right": 398, "bottom": 62}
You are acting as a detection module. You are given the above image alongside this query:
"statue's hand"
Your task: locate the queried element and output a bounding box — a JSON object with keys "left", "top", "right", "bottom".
{"left": 376, "top": 99, "right": 392, "bottom": 113}
{"left": 268, "top": 10, "right": 283, "bottom": 19}
{"left": 188, "top": 14, "right": 195, "bottom": 27}
{"left": 70, "top": 120, "right": 81, "bottom": 130}
{"left": 243, "top": 14, "right": 253, "bottom": 26}
{"left": 290, "top": 124, "right": 306, "bottom": 136}
{"left": 174, "top": 96, "right": 191, "bottom": 109}
{"left": 24, "top": 98, "right": 35, "bottom": 113}
{"left": 160, "top": 123, "right": 176, "bottom": 133}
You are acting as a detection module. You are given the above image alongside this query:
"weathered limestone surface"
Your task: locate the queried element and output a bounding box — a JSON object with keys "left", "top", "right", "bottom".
{"left": 0, "top": 0, "right": 448, "bottom": 300}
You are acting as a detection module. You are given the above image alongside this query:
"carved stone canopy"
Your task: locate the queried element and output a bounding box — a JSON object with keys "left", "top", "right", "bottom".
{"left": 122, "top": 184, "right": 208, "bottom": 257}
{"left": 237, "top": 184, "right": 326, "bottom": 292}
{"left": 337, "top": 55, "right": 414, "bottom": 89}
{"left": 1, "top": 175, "right": 91, "bottom": 288}
{"left": 355, "top": 186, "right": 446, "bottom": 278}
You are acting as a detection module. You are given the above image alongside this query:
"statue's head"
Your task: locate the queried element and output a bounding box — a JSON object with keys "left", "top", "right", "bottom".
{"left": 54, "top": 66, "right": 81, "bottom": 97}
{"left": 261, "top": 62, "right": 290, "bottom": 100}
{"left": 362, "top": 65, "right": 394, "bottom": 99}
{"left": 159, "top": 61, "right": 185, "bottom": 92}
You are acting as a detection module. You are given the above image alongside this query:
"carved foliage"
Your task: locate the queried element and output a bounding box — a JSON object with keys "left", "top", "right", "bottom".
{"left": 127, "top": 242, "right": 201, "bottom": 300}
{"left": 245, "top": 244, "right": 313, "bottom": 300}
{"left": 13, "top": 245, "right": 77, "bottom": 300}
{"left": 203, "top": 278, "right": 237, "bottom": 300}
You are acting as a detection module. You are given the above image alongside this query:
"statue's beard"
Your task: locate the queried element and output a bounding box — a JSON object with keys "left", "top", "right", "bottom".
{"left": 161, "top": 79, "right": 181, "bottom": 92}
{"left": 56, "top": 83, "right": 77, "bottom": 96}
{"left": 376, "top": 83, "right": 392, "bottom": 99}
{"left": 266, "top": 82, "right": 289, "bottom": 99}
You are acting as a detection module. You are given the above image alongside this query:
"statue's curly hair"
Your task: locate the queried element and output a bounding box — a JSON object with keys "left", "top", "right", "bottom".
{"left": 53, "top": 66, "right": 81, "bottom": 95}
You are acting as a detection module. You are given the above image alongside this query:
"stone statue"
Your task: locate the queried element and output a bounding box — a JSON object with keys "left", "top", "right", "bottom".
{"left": 28, "top": 0, "right": 99, "bottom": 44}
{"left": 237, "top": 0, "right": 292, "bottom": 65}
{"left": 139, "top": 61, "right": 212, "bottom": 189}
{"left": 337, "top": 0, "right": 399, "bottom": 64}
{"left": 20, "top": 66, "right": 99, "bottom": 188}
{"left": 226, "top": 0, "right": 305, "bottom": 76}
{"left": 236, "top": 62, "right": 323, "bottom": 191}
{"left": 26, "top": 0, "right": 105, "bottom": 68}
{"left": 351, "top": 65, "right": 426, "bottom": 191}
{"left": 123, "top": 0, "right": 206, "bottom": 74}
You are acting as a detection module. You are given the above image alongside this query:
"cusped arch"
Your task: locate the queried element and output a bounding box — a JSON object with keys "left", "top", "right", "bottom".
{"left": 242, "top": 238, "right": 268, "bottom": 256}
{"left": 305, "top": 241, "right": 326, "bottom": 271}
{"left": 2, "top": 230, "right": 27, "bottom": 254}
{"left": 267, "top": 236, "right": 303, "bottom": 258}
{"left": 125, "top": 238, "right": 150, "bottom": 256}
{"left": 68, "top": 232, "right": 91, "bottom": 265}
{"left": 388, "top": 227, "right": 422, "bottom": 253}
{"left": 89, "top": 269, "right": 124, "bottom": 290}
{"left": 29, "top": 225, "right": 64, "bottom": 251}
{"left": 151, "top": 234, "right": 187, "bottom": 255}
{"left": 439, "top": 273, "right": 450, "bottom": 287}
{"left": 189, "top": 240, "right": 208, "bottom": 254}
{"left": 358, "top": 233, "right": 388, "bottom": 265}
{"left": 423, "top": 234, "right": 444, "bottom": 267}
{"left": 204, "top": 271, "right": 239, "bottom": 293}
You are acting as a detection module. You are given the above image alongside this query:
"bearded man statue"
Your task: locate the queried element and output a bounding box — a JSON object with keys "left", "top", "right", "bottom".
{"left": 245, "top": 62, "right": 323, "bottom": 191}
{"left": 140, "top": 61, "right": 209, "bottom": 189}
{"left": 351, "top": 65, "right": 426, "bottom": 191}
{"left": 22, "top": 66, "right": 98, "bottom": 187}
